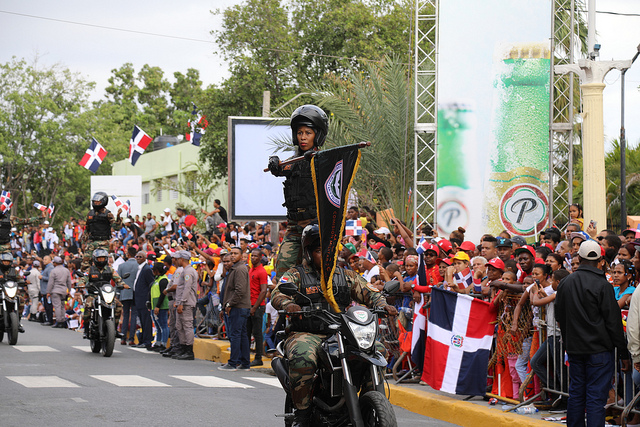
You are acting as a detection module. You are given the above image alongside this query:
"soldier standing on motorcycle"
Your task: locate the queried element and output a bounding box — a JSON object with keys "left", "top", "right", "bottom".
{"left": 267, "top": 105, "right": 328, "bottom": 280}
{"left": 271, "top": 225, "right": 397, "bottom": 427}
{"left": 81, "top": 192, "right": 122, "bottom": 271}
{"left": 79, "top": 249, "right": 128, "bottom": 338}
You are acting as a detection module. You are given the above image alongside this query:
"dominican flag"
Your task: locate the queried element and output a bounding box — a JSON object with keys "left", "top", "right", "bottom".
{"left": 111, "top": 196, "right": 130, "bottom": 214}
{"left": 411, "top": 247, "right": 429, "bottom": 367}
{"left": 454, "top": 270, "right": 473, "bottom": 290}
{"left": 345, "top": 220, "right": 364, "bottom": 236}
{"left": 422, "top": 287, "right": 496, "bottom": 395}
{"left": 78, "top": 137, "right": 107, "bottom": 173}
{"left": 364, "top": 250, "right": 376, "bottom": 264}
{"left": 47, "top": 204, "right": 54, "bottom": 217}
{"left": 186, "top": 103, "right": 208, "bottom": 146}
{"left": 416, "top": 236, "right": 430, "bottom": 255}
{"left": 181, "top": 226, "right": 193, "bottom": 240}
{"left": 129, "top": 125, "right": 152, "bottom": 166}
{"left": 0, "top": 191, "right": 11, "bottom": 214}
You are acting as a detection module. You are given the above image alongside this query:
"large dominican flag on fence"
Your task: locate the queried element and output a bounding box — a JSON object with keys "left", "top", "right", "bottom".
{"left": 78, "top": 137, "right": 107, "bottom": 173}
{"left": 422, "top": 287, "right": 496, "bottom": 395}
{"left": 129, "top": 125, "right": 152, "bottom": 166}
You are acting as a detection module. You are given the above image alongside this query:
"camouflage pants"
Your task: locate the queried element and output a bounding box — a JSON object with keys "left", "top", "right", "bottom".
{"left": 81, "top": 240, "right": 110, "bottom": 271}
{"left": 285, "top": 332, "right": 327, "bottom": 410}
{"left": 274, "top": 225, "right": 304, "bottom": 281}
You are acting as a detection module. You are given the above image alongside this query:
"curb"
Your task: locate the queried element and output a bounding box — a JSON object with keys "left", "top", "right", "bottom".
{"left": 193, "top": 338, "right": 547, "bottom": 426}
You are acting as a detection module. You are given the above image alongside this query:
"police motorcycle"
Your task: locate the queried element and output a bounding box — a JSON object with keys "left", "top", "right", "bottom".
{"left": 273, "top": 280, "right": 398, "bottom": 427}
{"left": 80, "top": 249, "right": 127, "bottom": 357}
{"left": 0, "top": 252, "right": 23, "bottom": 345}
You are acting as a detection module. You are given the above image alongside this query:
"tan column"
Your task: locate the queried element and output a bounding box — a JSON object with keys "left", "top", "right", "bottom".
{"left": 580, "top": 82, "right": 607, "bottom": 230}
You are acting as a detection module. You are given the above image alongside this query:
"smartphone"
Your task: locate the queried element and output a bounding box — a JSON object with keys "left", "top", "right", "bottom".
{"left": 589, "top": 220, "right": 597, "bottom": 228}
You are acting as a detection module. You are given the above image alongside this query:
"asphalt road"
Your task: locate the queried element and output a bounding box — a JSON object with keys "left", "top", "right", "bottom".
{"left": 0, "top": 321, "right": 457, "bottom": 427}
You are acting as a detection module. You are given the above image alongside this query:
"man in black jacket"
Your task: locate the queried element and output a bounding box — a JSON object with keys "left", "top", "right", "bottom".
{"left": 556, "top": 239, "right": 630, "bottom": 427}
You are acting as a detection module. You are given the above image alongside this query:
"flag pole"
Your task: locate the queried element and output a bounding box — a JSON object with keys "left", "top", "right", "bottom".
{"left": 263, "top": 141, "right": 371, "bottom": 172}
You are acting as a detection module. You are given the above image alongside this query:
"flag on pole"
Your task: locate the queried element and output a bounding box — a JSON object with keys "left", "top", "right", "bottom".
{"left": 47, "top": 204, "right": 54, "bottom": 218}
{"left": 78, "top": 137, "right": 108, "bottom": 173}
{"left": 410, "top": 247, "right": 430, "bottom": 367}
{"left": 416, "top": 236, "right": 430, "bottom": 254}
{"left": 0, "top": 191, "right": 10, "bottom": 206}
{"left": 111, "top": 196, "right": 130, "bottom": 214}
{"left": 181, "top": 226, "right": 193, "bottom": 240}
{"left": 34, "top": 203, "right": 47, "bottom": 213}
{"left": 186, "top": 103, "right": 208, "bottom": 147}
{"left": 311, "top": 145, "right": 362, "bottom": 312}
{"left": 345, "top": 219, "right": 364, "bottom": 236}
{"left": 422, "top": 287, "right": 496, "bottom": 395}
{"left": 129, "top": 125, "right": 152, "bottom": 166}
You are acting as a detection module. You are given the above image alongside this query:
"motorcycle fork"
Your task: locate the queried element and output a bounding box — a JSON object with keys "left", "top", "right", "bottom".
{"left": 337, "top": 332, "right": 364, "bottom": 427}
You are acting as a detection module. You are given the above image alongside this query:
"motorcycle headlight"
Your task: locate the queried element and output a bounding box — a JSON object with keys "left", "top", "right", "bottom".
{"left": 347, "top": 320, "right": 377, "bottom": 349}
{"left": 101, "top": 285, "right": 115, "bottom": 304}
{"left": 4, "top": 280, "right": 17, "bottom": 298}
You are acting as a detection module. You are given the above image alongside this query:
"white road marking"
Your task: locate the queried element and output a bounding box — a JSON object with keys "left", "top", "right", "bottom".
{"left": 170, "top": 375, "right": 254, "bottom": 388}
{"left": 91, "top": 375, "right": 170, "bottom": 387}
{"left": 242, "top": 377, "right": 282, "bottom": 388}
{"left": 7, "top": 376, "right": 79, "bottom": 388}
{"left": 128, "top": 347, "right": 156, "bottom": 354}
{"left": 72, "top": 346, "right": 121, "bottom": 353}
{"left": 71, "top": 397, "right": 87, "bottom": 403}
{"left": 12, "top": 345, "right": 59, "bottom": 352}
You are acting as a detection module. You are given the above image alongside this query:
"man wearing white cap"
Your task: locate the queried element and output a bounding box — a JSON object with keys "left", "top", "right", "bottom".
{"left": 161, "top": 208, "right": 174, "bottom": 236}
{"left": 556, "top": 239, "right": 630, "bottom": 427}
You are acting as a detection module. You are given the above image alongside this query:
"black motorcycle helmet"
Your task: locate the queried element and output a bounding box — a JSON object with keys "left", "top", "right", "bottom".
{"left": 92, "top": 248, "right": 109, "bottom": 269}
{"left": 290, "top": 105, "right": 329, "bottom": 148}
{"left": 0, "top": 252, "right": 13, "bottom": 272}
{"left": 91, "top": 192, "right": 109, "bottom": 210}
{"left": 301, "top": 224, "right": 321, "bottom": 264}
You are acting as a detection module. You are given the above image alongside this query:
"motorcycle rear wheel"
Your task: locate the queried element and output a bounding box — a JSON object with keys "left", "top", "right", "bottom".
{"left": 7, "top": 311, "right": 19, "bottom": 345}
{"left": 102, "top": 319, "right": 115, "bottom": 357}
{"left": 359, "top": 391, "right": 397, "bottom": 427}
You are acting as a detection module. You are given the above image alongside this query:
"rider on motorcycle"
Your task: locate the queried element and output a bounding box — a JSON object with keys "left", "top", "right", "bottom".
{"left": 81, "top": 192, "right": 122, "bottom": 271}
{"left": 0, "top": 252, "right": 25, "bottom": 333}
{"left": 78, "top": 248, "right": 127, "bottom": 338}
{"left": 271, "top": 225, "right": 397, "bottom": 427}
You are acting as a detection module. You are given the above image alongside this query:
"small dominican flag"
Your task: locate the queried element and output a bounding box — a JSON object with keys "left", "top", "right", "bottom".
{"left": 345, "top": 220, "right": 364, "bottom": 236}
{"left": 0, "top": 191, "right": 11, "bottom": 214}
{"left": 416, "top": 236, "right": 430, "bottom": 255}
{"left": 422, "top": 287, "right": 496, "bottom": 395}
{"left": 129, "top": 125, "right": 152, "bottom": 166}
{"left": 181, "top": 226, "right": 193, "bottom": 240}
{"left": 365, "top": 250, "right": 376, "bottom": 264}
{"left": 186, "top": 103, "right": 208, "bottom": 147}
{"left": 34, "top": 203, "right": 54, "bottom": 217}
{"left": 78, "top": 137, "right": 107, "bottom": 173}
{"left": 47, "top": 204, "right": 54, "bottom": 217}
{"left": 111, "top": 196, "right": 130, "bottom": 214}
{"left": 0, "top": 191, "right": 10, "bottom": 206}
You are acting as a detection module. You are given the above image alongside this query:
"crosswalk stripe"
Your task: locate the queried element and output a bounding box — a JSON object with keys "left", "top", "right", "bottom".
{"left": 242, "top": 377, "right": 282, "bottom": 388}
{"left": 170, "top": 375, "right": 254, "bottom": 388}
{"left": 12, "top": 345, "right": 59, "bottom": 352}
{"left": 72, "top": 346, "right": 121, "bottom": 353}
{"left": 7, "top": 376, "right": 79, "bottom": 388}
{"left": 128, "top": 347, "right": 156, "bottom": 354}
{"left": 91, "top": 375, "right": 170, "bottom": 387}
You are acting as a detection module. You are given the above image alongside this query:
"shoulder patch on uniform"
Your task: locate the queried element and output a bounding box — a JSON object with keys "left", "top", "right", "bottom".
{"left": 366, "top": 283, "right": 380, "bottom": 292}
{"left": 184, "top": 274, "right": 190, "bottom": 281}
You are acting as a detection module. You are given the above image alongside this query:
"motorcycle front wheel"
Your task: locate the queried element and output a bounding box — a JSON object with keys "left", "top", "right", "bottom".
{"left": 102, "top": 319, "right": 115, "bottom": 357}
{"left": 359, "top": 391, "right": 397, "bottom": 427}
{"left": 7, "top": 311, "right": 19, "bottom": 345}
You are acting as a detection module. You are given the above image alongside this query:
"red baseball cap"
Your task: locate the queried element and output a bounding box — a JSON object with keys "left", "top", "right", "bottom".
{"left": 436, "top": 239, "right": 452, "bottom": 253}
{"left": 248, "top": 242, "right": 259, "bottom": 250}
{"left": 424, "top": 243, "right": 439, "bottom": 254}
{"left": 439, "top": 258, "right": 452, "bottom": 266}
{"left": 370, "top": 242, "right": 385, "bottom": 251}
{"left": 514, "top": 245, "right": 536, "bottom": 258}
{"left": 486, "top": 257, "right": 505, "bottom": 272}
{"left": 459, "top": 241, "right": 476, "bottom": 251}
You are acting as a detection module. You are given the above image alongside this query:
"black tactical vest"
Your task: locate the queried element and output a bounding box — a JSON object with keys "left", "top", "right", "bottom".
{"left": 86, "top": 209, "right": 111, "bottom": 240}
{"left": 0, "top": 216, "right": 11, "bottom": 245}
{"left": 88, "top": 265, "right": 113, "bottom": 283}
{"left": 282, "top": 158, "right": 317, "bottom": 222}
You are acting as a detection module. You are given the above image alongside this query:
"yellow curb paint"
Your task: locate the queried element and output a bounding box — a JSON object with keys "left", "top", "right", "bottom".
{"left": 388, "top": 385, "right": 551, "bottom": 427}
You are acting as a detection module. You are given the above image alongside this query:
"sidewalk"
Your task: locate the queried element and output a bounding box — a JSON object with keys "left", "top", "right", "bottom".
{"left": 193, "top": 337, "right": 558, "bottom": 426}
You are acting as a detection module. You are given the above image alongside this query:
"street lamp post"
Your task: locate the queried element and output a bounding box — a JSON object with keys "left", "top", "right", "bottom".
{"left": 619, "top": 44, "right": 640, "bottom": 232}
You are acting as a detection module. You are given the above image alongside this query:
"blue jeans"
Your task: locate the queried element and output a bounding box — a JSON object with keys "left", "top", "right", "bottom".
{"left": 227, "top": 307, "right": 250, "bottom": 368}
{"left": 153, "top": 309, "right": 169, "bottom": 345}
{"left": 567, "top": 351, "right": 615, "bottom": 427}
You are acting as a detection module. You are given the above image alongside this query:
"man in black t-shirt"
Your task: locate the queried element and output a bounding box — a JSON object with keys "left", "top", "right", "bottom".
{"left": 202, "top": 199, "right": 227, "bottom": 232}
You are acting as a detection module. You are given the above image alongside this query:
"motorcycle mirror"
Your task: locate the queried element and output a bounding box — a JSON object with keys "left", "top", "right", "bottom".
{"left": 278, "top": 282, "right": 298, "bottom": 296}
{"left": 121, "top": 273, "right": 130, "bottom": 279}
{"left": 383, "top": 280, "right": 400, "bottom": 294}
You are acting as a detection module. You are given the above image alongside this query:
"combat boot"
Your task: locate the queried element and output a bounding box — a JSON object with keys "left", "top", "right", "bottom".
{"left": 292, "top": 408, "right": 311, "bottom": 427}
{"left": 175, "top": 345, "right": 194, "bottom": 360}
{"left": 162, "top": 345, "right": 179, "bottom": 357}
{"left": 171, "top": 344, "right": 186, "bottom": 359}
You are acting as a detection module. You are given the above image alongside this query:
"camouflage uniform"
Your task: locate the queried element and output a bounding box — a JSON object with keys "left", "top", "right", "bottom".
{"left": 81, "top": 210, "right": 120, "bottom": 271}
{"left": 274, "top": 224, "right": 305, "bottom": 280}
{"left": 271, "top": 263, "right": 388, "bottom": 410}
{"left": 79, "top": 267, "right": 124, "bottom": 324}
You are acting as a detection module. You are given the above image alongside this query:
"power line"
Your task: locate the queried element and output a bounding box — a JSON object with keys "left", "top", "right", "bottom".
{"left": 596, "top": 10, "right": 640, "bottom": 17}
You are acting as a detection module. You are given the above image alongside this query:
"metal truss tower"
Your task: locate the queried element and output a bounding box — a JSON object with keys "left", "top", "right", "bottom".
{"left": 413, "top": 0, "right": 438, "bottom": 236}
{"left": 549, "top": 0, "right": 577, "bottom": 227}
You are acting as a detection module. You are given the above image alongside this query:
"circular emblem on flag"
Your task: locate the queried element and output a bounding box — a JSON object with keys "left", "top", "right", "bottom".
{"left": 499, "top": 184, "right": 548, "bottom": 237}
{"left": 451, "top": 334, "right": 464, "bottom": 348}
{"left": 353, "top": 310, "right": 368, "bottom": 322}
{"left": 324, "top": 160, "right": 343, "bottom": 208}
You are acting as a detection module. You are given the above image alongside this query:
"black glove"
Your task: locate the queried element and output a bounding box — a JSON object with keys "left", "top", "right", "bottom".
{"left": 268, "top": 156, "right": 281, "bottom": 175}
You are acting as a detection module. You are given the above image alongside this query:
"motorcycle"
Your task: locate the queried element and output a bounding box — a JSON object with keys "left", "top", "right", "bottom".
{"left": 0, "top": 276, "right": 21, "bottom": 345}
{"left": 80, "top": 273, "right": 128, "bottom": 357}
{"left": 272, "top": 281, "right": 397, "bottom": 427}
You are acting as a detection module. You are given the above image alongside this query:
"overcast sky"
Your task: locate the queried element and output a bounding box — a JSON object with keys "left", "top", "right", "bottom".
{"left": 1, "top": 0, "right": 639, "bottom": 151}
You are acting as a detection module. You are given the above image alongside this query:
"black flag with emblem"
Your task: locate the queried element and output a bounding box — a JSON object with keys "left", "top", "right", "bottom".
{"left": 310, "top": 145, "right": 361, "bottom": 312}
